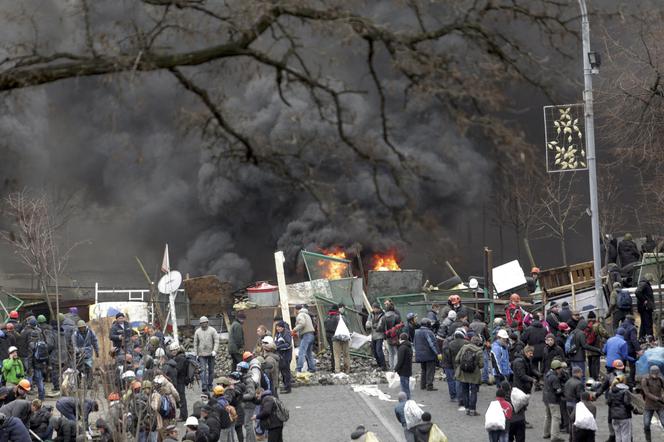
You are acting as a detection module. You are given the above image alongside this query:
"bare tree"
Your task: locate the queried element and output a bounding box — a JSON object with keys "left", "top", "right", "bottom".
{"left": 0, "top": 190, "right": 79, "bottom": 316}
{"left": 0, "top": 0, "right": 580, "bottom": 246}
{"left": 533, "top": 173, "right": 586, "bottom": 266}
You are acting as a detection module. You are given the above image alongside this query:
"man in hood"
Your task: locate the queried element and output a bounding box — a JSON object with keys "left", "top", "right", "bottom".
{"left": 293, "top": 305, "right": 316, "bottom": 373}
{"left": 618, "top": 233, "right": 640, "bottom": 266}
{"left": 641, "top": 365, "right": 664, "bottom": 442}
{"left": 622, "top": 315, "right": 640, "bottom": 386}
{"left": 228, "top": 311, "right": 246, "bottom": 366}
{"left": 635, "top": 273, "right": 656, "bottom": 339}
{"left": 567, "top": 319, "right": 602, "bottom": 382}
{"left": 410, "top": 411, "right": 434, "bottom": 442}
{"left": 394, "top": 333, "right": 413, "bottom": 399}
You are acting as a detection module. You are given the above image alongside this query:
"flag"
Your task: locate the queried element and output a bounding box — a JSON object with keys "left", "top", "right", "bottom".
{"left": 161, "top": 244, "right": 170, "bottom": 273}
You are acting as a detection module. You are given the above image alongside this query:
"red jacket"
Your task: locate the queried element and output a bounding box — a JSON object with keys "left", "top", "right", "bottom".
{"left": 497, "top": 397, "right": 513, "bottom": 421}
{"left": 505, "top": 304, "right": 525, "bottom": 332}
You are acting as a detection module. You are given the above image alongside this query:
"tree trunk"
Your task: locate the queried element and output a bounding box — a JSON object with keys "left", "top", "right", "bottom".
{"left": 560, "top": 236, "right": 568, "bottom": 267}
{"left": 40, "top": 276, "right": 55, "bottom": 318}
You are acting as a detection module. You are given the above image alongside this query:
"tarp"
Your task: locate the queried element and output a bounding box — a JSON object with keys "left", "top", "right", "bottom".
{"left": 636, "top": 347, "right": 664, "bottom": 377}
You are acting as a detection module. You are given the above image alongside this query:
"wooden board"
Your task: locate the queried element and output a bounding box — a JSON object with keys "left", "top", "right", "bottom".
{"left": 184, "top": 275, "right": 234, "bottom": 316}
{"left": 89, "top": 317, "right": 115, "bottom": 369}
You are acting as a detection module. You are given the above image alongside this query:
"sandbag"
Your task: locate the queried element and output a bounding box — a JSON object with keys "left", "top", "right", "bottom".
{"left": 428, "top": 423, "right": 448, "bottom": 442}
{"left": 510, "top": 387, "right": 529, "bottom": 414}
{"left": 385, "top": 371, "right": 400, "bottom": 389}
{"left": 404, "top": 400, "right": 424, "bottom": 429}
{"left": 334, "top": 316, "right": 351, "bottom": 341}
{"left": 573, "top": 402, "right": 597, "bottom": 431}
{"left": 484, "top": 400, "right": 505, "bottom": 431}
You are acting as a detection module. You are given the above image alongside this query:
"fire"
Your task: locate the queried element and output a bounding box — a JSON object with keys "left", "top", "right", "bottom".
{"left": 372, "top": 251, "right": 401, "bottom": 271}
{"left": 318, "top": 249, "right": 348, "bottom": 280}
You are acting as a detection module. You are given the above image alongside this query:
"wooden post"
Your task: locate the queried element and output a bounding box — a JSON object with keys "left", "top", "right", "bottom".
{"left": 523, "top": 237, "right": 536, "bottom": 269}
{"left": 483, "top": 247, "right": 494, "bottom": 323}
{"left": 446, "top": 261, "right": 460, "bottom": 278}
{"left": 569, "top": 269, "right": 577, "bottom": 310}
{"left": 274, "top": 251, "right": 297, "bottom": 371}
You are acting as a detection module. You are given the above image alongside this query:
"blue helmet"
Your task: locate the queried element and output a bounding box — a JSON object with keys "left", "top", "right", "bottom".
{"left": 406, "top": 312, "right": 416, "bottom": 321}
{"left": 237, "top": 361, "right": 250, "bottom": 371}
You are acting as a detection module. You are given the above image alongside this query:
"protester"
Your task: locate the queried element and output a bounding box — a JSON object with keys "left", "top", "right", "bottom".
{"left": 414, "top": 318, "right": 440, "bottom": 391}
{"left": 569, "top": 391, "right": 597, "bottom": 442}
{"left": 366, "top": 303, "right": 387, "bottom": 370}
{"left": 411, "top": 411, "right": 435, "bottom": 442}
{"left": 491, "top": 329, "right": 512, "bottom": 384}
{"left": 635, "top": 273, "right": 655, "bottom": 338}
{"left": 505, "top": 294, "right": 526, "bottom": 333}
{"left": 621, "top": 315, "right": 640, "bottom": 386}
{"left": 383, "top": 300, "right": 403, "bottom": 370}
{"left": 403, "top": 313, "right": 419, "bottom": 343}
{"left": 618, "top": 233, "right": 640, "bottom": 266}
{"left": 512, "top": 345, "right": 538, "bottom": 395}
{"left": 543, "top": 360, "right": 565, "bottom": 442}
{"left": 254, "top": 389, "right": 286, "bottom": 442}
{"left": 567, "top": 319, "right": 602, "bottom": 382}
{"left": 29, "top": 399, "right": 52, "bottom": 441}
{"left": 394, "top": 333, "right": 413, "bottom": 399}
{"left": 194, "top": 316, "right": 219, "bottom": 394}
{"left": 455, "top": 335, "right": 483, "bottom": 416}
{"left": 324, "top": 304, "right": 342, "bottom": 372}
{"left": 607, "top": 374, "right": 633, "bottom": 442}
{"left": 546, "top": 302, "right": 562, "bottom": 336}
{"left": 487, "top": 389, "right": 512, "bottom": 442}
{"left": 641, "top": 365, "right": 664, "bottom": 442}
{"left": 0, "top": 411, "right": 32, "bottom": 442}
{"left": 109, "top": 312, "right": 132, "bottom": 352}
{"left": 563, "top": 366, "right": 584, "bottom": 434}
{"left": 55, "top": 396, "right": 98, "bottom": 425}
{"left": 72, "top": 320, "right": 99, "bottom": 389}
{"left": 584, "top": 311, "right": 608, "bottom": 381}
{"left": 520, "top": 316, "right": 546, "bottom": 373}
{"left": 439, "top": 310, "right": 456, "bottom": 340}
{"left": 606, "top": 283, "right": 628, "bottom": 332}
{"left": 274, "top": 321, "right": 292, "bottom": 394}
{"left": 603, "top": 328, "right": 633, "bottom": 373}
{"left": 228, "top": 311, "right": 246, "bottom": 367}
{"left": 293, "top": 304, "right": 316, "bottom": 373}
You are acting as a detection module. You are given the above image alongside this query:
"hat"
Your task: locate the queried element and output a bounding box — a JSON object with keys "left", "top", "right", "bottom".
{"left": 558, "top": 322, "right": 570, "bottom": 331}
{"left": 8, "top": 346, "right": 17, "bottom": 354}
{"left": 562, "top": 301, "right": 569, "bottom": 307}
{"left": 115, "top": 312, "right": 125, "bottom": 319}
{"left": 261, "top": 336, "right": 274, "bottom": 345}
{"left": 69, "top": 307, "right": 78, "bottom": 314}
{"left": 471, "top": 335, "right": 483, "bottom": 345}
{"left": 447, "top": 310, "right": 457, "bottom": 319}
{"left": 142, "top": 380, "right": 153, "bottom": 390}
{"left": 199, "top": 316, "right": 209, "bottom": 323}
{"left": 185, "top": 416, "right": 198, "bottom": 427}
{"left": 201, "top": 405, "right": 212, "bottom": 413}
{"left": 242, "top": 351, "right": 254, "bottom": 361}
{"left": 77, "top": 320, "right": 86, "bottom": 327}
{"left": 229, "top": 372, "right": 242, "bottom": 381}
{"left": 497, "top": 329, "right": 509, "bottom": 339}
{"left": 217, "top": 377, "right": 232, "bottom": 387}
{"left": 108, "top": 392, "right": 120, "bottom": 401}
{"left": 18, "top": 379, "right": 31, "bottom": 390}
{"left": 560, "top": 361, "right": 568, "bottom": 368}
{"left": 548, "top": 301, "right": 558, "bottom": 307}
{"left": 371, "top": 302, "right": 380, "bottom": 309}
{"left": 406, "top": 312, "right": 416, "bottom": 320}
{"left": 587, "top": 311, "right": 596, "bottom": 319}
{"left": 236, "top": 311, "right": 246, "bottom": 320}
{"left": 121, "top": 370, "right": 136, "bottom": 380}
{"left": 28, "top": 318, "right": 37, "bottom": 327}
{"left": 650, "top": 365, "right": 660, "bottom": 374}
{"left": 9, "top": 311, "right": 18, "bottom": 319}
{"left": 237, "top": 361, "right": 249, "bottom": 370}
{"left": 616, "top": 327, "right": 625, "bottom": 336}
{"left": 531, "top": 266, "right": 541, "bottom": 274}
{"left": 295, "top": 304, "right": 304, "bottom": 310}
{"left": 454, "top": 329, "right": 467, "bottom": 338}
{"left": 276, "top": 320, "right": 287, "bottom": 329}
{"left": 165, "top": 424, "right": 177, "bottom": 433}
{"left": 57, "top": 313, "right": 65, "bottom": 322}
{"left": 551, "top": 360, "right": 563, "bottom": 369}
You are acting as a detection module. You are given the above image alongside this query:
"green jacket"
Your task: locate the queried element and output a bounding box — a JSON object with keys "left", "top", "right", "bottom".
{"left": 2, "top": 357, "right": 25, "bottom": 385}
{"left": 454, "top": 343, "right": 484, "bottom": 384}
{"left": 228, "top": 320, "right": 244, "bottom": 354}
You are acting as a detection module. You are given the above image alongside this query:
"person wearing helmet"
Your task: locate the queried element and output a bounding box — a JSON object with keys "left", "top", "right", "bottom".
{"left": 491, "top": 329, "right": 512, "bottom": 384}
{"left": 149, "top": 374, "right": 179, "bottom": 428}
{"left": 29, "top": 315, "right": 55, "bottom": 400}
{"left": 505, "top": 294, "right": 527, "bottom": 333}
{"left": 438, "top": 310, "right": 456, "bottom": 340}
{"left": 73, "top": 319, "right": 99, "bottom": 389}
{"left": 194, "top": 315, "right": 219, "bottom": 395}
{"left": 109, "top": 312, "right": 132, "bottom": 352}
{"left": 228, "top": 311, "right": 246, "bottom": 367}
{"left": 402, "top": 312, "right": 419, "bottom": 343}
{"left": 237, "top": 361, "right": 258, "bottom": 442}
{"left": 2, "top": 345, "right": 24, "bottom": 388}
{"left": 7, "top": 311, "right": 19, "bottom": 329}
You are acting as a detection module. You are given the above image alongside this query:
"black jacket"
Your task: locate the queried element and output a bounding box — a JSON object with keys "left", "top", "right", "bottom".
{"left": 563, "top": 376, "right": 584, "bottom": 403}
{"left": 618, "top": 239, "right": 640, "bottom": 266}
{"left": 174, "top": 352, "right": 188, "bottom": 385}
{"left": 546, "top": 312, "right": 561, "bottom": 334}
{"left": 512, "top": 357, "right": 537, "bottom": 393}
{"left": 163, "top": 359, "right": 178, "bottom": 384}
{"left": 543, "top": 369, "right": 563, "bottom": 405}
{"left": 202, "top": 412, "right": 221, "bottom": 442}
{"left": 50, "top": 416, "right": 77, "bottom": 442}
{"left": 109, "top": 321, "right": 132, "bottom": 350}
{"left": 30, "top": 406, "right": 52, "bottom": 439}
{"left": 569, "top": 320, "right": 601, "bottom": 362}
{"left": 636, "top": 280, "right": 655, "bottom": 312}
{"left": 0, "top": 415, "right": 31, "bottom": 442}
{"left": 324, "top": 312, "right": 340, "bottom": 340}
{"left": 255, "top": 393, "right": 283, "bottom": 430}
{"left": 411, "top": 421, "right": 433, "bottom": 442}
{"left": 0, "top": 399, "right": 31, "bottom": 424}
{"left": 394, "top": 341, "right": 413, "bottom": 377}
{"left": 520, "top": 321, "right": 547, "bottom": 359}
{"left": 559, "top": 307, "right": 572, "bottom": 324}
{"left": 607, "top": 384, "right": 632, "bottom": 420}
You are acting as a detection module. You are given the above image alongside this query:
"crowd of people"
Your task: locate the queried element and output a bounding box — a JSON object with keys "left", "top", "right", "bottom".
{"left": 362, "top": 291, "right": 664, "bottom": 442}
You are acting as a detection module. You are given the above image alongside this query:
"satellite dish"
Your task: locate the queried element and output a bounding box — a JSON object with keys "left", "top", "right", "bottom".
{"left": 158, "top": 270, "right": 182, "bottom": 294}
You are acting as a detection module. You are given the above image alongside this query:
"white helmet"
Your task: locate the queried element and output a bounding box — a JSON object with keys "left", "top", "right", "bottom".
{"left": 261, "top": 336, "right": 274, "bottom": 345}
{"left": 121, "top": 370, "right": 136, "bottom": 380}
{"left": 497, "top": 329, "right": 509, "bottom": 339}
{"left": 199, "top": 316, "right": 209, "bottom": 323}
{"left": 168, "top": 342, "right": 180, "bottom": 352}
{"left": 155, "top": 348, "right": 165, "bottom": 358}
{"left": 185, "top": 416, "right": 198, "bottom": 427}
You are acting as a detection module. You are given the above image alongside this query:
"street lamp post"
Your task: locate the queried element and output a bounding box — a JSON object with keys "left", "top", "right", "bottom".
{"left": 578, "top": 0, "right": 605, "bottom": 315}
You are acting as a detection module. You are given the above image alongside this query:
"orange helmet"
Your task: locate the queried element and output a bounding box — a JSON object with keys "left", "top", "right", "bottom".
{"left": 510, "top": 294, "right": 521, "bottom": 303}
{"left": 448, "top": 295, "right": 461, "bottom": 305}
{"left": 611, "top": 360, "right": 625, "bottom": 370}
{"left": 242, "top": 351, "right": 254, "bottom": 361}
{"left": 18, "top": 379, "right": 31, "bottom": 391}
{"left": 108, "top": 392, "right": 120, "bottom": 401}
{"left": 531, "top": 267, "right": 540, "bottom": 274}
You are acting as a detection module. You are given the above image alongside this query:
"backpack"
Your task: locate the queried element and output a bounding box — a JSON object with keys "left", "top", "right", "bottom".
{"left": 225, "top": 405, "right": 238, "bottom": 423}
{"left": 272, "top": 397, "right": 289, "bottom": 422}
{"left": 34, "top": 340, "right": 50, "bottom": 363}
{"left": 583, "top": 323, "right": 597, "bottom": 346}
{"left": 565, "top": 333, "right": 578, "bottom": 356}
{"left": 159, "top": 395, "right": 176, "bottom": 419}
{"left": 385, "top": 323, "right": 404, "bottom": 346}
{"left": 460, "top": 348, "right": 477, "bottom": 373}
{"left": 617, "top": 290, "right": 632, "bottom": 311}
{"left": 184, "top": 353, "right": 200, "bottom": 385}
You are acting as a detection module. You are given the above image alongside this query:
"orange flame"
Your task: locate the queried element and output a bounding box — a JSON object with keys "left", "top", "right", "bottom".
{"left": 372, "top": 251, "right": 401, "bottom": 271}
{"left": 317, "top": 249, "right": 348, "bottom": 280}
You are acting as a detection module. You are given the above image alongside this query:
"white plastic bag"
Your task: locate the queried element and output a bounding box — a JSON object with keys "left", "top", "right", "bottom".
{"left": 574, "top": 402, "right": 597, "bottom": 431}
{"left": 350, "top": 332, "right": 372, "bottom": 349}
{"left": 334, "top": 316, "right": 351, "bottom": 341}
{"left": 510, "top": 387, "right": 530, "bottom": 414}
{"left": 484, "top": 400, "right": 506, "bottom": 431}
{"left": 385, "top": 371, "right": 400, "bottom": 389}
{"left": 404, "top": 399, "right": 424, "bottom": 429}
